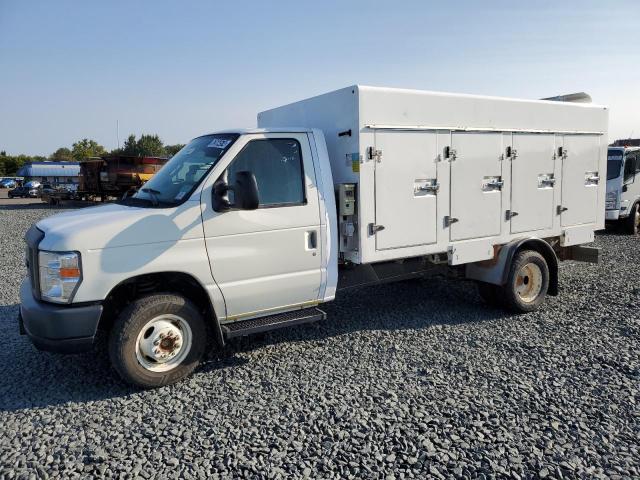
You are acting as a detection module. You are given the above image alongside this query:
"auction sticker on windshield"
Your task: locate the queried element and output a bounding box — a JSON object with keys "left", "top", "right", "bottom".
{"left": 208, "top": 138, "right": 231, "bottom": 149}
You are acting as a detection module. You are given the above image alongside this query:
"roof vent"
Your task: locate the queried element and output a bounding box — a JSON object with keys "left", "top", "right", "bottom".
{"left": 541, "top": 92, "right": 592, "bottom": 103}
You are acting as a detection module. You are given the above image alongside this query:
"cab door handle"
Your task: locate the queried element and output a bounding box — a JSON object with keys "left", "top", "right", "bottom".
{"left": 306, "top": 230, "right": 317, "bottom": 250}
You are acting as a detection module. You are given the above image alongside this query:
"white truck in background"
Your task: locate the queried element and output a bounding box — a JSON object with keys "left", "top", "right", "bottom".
{"left": 19, "top": 86, "right": 608, "bottom": 387}
{"left": 605, "top": 146, "right": 640, "bottom": 234}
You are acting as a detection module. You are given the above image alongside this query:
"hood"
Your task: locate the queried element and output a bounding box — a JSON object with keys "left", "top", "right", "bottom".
{"left": 37, "top": 200, "right": 204, "bottom": 252}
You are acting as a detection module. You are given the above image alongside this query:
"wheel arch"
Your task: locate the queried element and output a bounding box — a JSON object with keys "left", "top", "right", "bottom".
{"left": 98, "top": 271, "right": 225, "bottom": 347}
{"left": 466, "top": 238, "right": 559, "bottom": 296}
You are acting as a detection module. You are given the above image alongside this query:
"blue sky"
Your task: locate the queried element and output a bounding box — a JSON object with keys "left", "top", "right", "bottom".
{"left": 1, "top": 0, "right": 638, "bottom": 155}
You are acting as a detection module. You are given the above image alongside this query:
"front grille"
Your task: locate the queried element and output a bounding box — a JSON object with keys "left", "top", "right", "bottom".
{"left": 25, "top": 226, "right": 44, "bottom": 300}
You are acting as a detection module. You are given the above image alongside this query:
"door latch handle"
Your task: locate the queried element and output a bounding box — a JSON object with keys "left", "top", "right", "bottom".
{"left": 539, "top": 178, "right": 556, "bottom": 187}
{"left": 417, "top": 183, "right": 440, "bottom": 194}
{"left": 506, "top": 210, "right": 519, "bottom": 220}
{"left": 585, "top": 174, "right": 600, "bottom": 185}
{"left": 444, "top": 216, "right": 459, "bottom": 227}
{"left": 306, "top": 230, "right": 317, "bottom": 250}
{"left": 368, "top": 223, "right": 385, "bottom": 235}
{"left": 557, "top": 206, "right": 568, "bottom": 214}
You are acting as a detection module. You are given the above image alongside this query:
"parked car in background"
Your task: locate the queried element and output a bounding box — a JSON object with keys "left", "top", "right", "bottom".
{"left": 0, "top": 178, "right": 18, "bottom": 188}
{"left": 24, "top": 180, "right": 41, "bottom": 189}
{"left": 605, "top": 146, "right": 640, "bottom": 234}
{"left": 40, "top": 184, "right": 77, "bottom": 205}
{"left": 8, "top": 185, "right": 40, "bottom": 198}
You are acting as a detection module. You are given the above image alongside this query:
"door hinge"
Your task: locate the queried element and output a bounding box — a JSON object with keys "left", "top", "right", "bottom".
{"left": 444, "top": 216, "right": 459, "bottom": 227}
{"left": 505, "top": 210, "right": 519, "bottom": 220}
{"left": 367, "top": 147, "right": 382, "bottom": 162}
{"left": 506, "top": 146, "right": 518, "bottom": 159}
{"left": 557, "top": 205, "right": 568, "bottom": 214}
{"left": 368, "top": 223, "right": 385, "bottom": 235}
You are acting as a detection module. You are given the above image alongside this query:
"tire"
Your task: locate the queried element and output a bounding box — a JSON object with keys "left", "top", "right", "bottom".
{"left": 477, "top": 281, "right": 502, "bottom": 307}
{"left": 108, "top": 294, "right": 207, "bottom": 388}
{"left": 501, "top": 250, "right": 549, "bottom": 313}
{"left": 624, "top": 203, "right": 640, "bottom": 235}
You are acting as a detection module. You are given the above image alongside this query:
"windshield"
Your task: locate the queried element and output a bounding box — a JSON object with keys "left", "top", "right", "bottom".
{"left": 607, "top": 149, "right": 623, "bottom": 181}
{"left": 130, "top": 133, "right": 239, "bottom": 207}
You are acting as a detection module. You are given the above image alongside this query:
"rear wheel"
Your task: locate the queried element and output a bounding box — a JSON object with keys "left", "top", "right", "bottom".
{"left": 624, "top": 203, "right": 640, "bottom": 235}
{"left": 501, "top": 250, "right": 549, "bottom": 313}
{"left": 108, "top": 294, "right": 207, "bottom": 388}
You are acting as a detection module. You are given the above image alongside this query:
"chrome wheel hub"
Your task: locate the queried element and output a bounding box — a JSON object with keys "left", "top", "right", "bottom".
{"left": 135, "top": 315, "right": 192, "bottom": 372}
{"left": 515, "top": 262, "right": 543, "bottom": 303}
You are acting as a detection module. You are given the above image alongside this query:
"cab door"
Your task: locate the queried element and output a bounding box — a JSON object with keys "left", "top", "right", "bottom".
{"left": 200, "top": 133, "right": 322, "bottom": 320}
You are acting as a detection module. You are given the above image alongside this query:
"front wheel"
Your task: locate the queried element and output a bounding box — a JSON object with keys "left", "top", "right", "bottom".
{"left": 501, "top": 250, "right": 549, "bottom": 313}
{"left": 624, "top": 203, "right": 640, "bottom": 235}
{"left": 109, "top": 294, "right": 207, "bottom": 388}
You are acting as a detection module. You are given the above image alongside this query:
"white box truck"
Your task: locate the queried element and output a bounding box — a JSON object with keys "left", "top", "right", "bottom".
{"left": 19, "top": 86, "right": 608, "bottom": 387}
{"left": 605, "top": 146, "right": 640, "bottom": 234}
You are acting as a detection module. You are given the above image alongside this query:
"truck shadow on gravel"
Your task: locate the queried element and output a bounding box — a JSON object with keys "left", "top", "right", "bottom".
{"left": 1, "top": 277, "right": 510, "bottom": 411}
{"left": 201, "top": 277, "right": 510, "bottom": 369}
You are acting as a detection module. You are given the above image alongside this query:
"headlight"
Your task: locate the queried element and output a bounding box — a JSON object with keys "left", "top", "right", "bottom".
{"left": 38, "top": 251, "right": 82, "bottom": 304}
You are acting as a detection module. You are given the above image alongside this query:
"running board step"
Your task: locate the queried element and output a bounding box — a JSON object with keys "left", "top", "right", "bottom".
{"left": 222, "top": 307, "right": 326, "bottom": 339}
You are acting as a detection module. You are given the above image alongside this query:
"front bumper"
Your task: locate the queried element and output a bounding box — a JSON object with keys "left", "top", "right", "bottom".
{"left": 19, "top": 278, "right": 103, "bottom": 353}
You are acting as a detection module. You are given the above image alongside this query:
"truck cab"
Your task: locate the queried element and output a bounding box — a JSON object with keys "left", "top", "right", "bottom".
{"left": 605, "top": 146, "right": 640, "bottom": 234}
{"left": 20, "top": 129, "right": 337, "bottom": 387}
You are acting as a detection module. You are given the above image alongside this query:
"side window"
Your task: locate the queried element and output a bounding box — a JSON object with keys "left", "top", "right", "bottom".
{"left": 635, "top": 152, "right": 640, "bottom": 174}
{"left": 624, "top": 153, "right": 636, "bottom": 183}
{"left": 227, "top": 139, "right": 305, "bottom": 207}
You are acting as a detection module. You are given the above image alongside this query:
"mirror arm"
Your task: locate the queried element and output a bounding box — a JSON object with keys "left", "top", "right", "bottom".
{"left": 212, "top": 182, "right": 233, "bottom": 212}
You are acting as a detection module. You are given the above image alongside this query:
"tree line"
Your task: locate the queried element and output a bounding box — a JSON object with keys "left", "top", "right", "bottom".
{"left": 0, "top": 134, "right": 185, "bottom": 176}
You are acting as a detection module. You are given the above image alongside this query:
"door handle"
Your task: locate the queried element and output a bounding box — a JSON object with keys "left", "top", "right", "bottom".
{"left": 306, "top": 230, "right": 317, "bottom": 250}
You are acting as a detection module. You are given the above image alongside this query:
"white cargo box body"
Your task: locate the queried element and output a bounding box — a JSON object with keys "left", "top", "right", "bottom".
{"left": 258, "top": 86, "right": 608, "bottom": 265}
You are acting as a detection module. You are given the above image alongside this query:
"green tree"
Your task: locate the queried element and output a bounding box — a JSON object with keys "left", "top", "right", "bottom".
{"left": 71, "top": 138, "right": 106, "bottom": 161}
{"left": 0, "top": 155, "right": 30, "bottom": 176}
{"left": 120, "top": 134, "right": 167, "bottom": 157}
{"left": 165, "top": 144, "right": 185, "bottom": 157}
{"left": 51, "top": 147, "right": 73, "bottom": 161}
{"left": 121, "top": 134, "right": 138, "bottom": 156}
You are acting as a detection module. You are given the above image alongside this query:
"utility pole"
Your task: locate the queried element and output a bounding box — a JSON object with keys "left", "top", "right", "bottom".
{"left": 117, "top": 120, "right": 120, "bottom": 150}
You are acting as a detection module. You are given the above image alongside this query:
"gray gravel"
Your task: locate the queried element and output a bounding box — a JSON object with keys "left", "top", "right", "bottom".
{"left": 0, "top": 202, "right": 638, "bottom": 479}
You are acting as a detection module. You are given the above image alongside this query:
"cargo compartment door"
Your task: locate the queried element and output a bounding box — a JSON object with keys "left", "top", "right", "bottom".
{"left": 560, "top": 135, "right": 600, "bottom": 227}
{"left": 450, "top": 133, "right": 503, "bottom": 241}
{"left": 374, "top": 130, "right": 439, "bottom": 250}
{"left": 510, "top": 134, "right": 557, "bottom": 233}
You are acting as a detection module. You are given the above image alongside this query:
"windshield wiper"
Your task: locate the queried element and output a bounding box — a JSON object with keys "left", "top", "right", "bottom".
{"left": 141, "top": 187, "right": 161, "bottom": 206}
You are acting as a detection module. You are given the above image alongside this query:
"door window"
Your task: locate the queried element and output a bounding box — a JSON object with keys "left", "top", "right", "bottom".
{"left": 624, "top": 153, "right": 636, "bottom": 184}
{"left": 227, "top": 139, "right": 306, "bottom": 207}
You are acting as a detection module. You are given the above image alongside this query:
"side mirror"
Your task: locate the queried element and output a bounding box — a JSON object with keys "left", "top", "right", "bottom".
{"left": 623, "top": 184, "right": 628, "bottom": 193}
{"left": 212, "top": 171, "right": 259, "bottom": 212}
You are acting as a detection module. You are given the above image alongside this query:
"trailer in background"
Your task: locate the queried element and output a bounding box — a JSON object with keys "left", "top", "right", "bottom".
{"left": 77, "top": 155, "right": 168, "bottom": 201}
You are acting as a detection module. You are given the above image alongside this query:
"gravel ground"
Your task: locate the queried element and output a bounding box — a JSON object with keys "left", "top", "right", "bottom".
{"left": 0, "top": 203, "right": 638, "bottom": 479}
